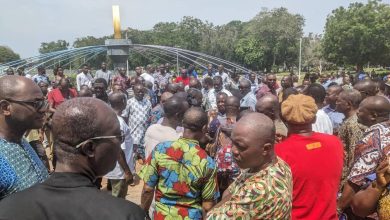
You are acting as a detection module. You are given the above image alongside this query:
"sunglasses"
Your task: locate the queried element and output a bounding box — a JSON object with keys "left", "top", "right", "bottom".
{"left": 74, "top": 131, "right": 125, "bottom": 149}
{"left": 5, "top": 98, "right": 47, "bottom": 110}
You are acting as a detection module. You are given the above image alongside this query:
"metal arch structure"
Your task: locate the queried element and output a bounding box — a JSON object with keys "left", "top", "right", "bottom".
{"left": 0, "top": 44, "right": 250, "bottom": 76}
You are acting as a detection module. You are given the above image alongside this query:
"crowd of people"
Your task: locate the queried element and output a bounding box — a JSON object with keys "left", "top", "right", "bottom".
{"left": 0, "top": 62, "right": 390, "bottom": 220}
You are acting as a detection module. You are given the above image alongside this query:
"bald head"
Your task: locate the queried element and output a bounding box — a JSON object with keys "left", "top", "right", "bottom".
{"left": 182, "top": 107, "right": 208, "bottom": 132}
{"left": 225, "top": 96, "right": 240, "bottom": 107}
{"left": 108, "top": 92, "right": 126, "bottom": 110}
{"left": 354, "top": 79, "right": 378, "bottom": 99}
{"left": 160, "top": 92, "right": 173, "bottom": 104}
{"left": 189, "top": 78, "right": 202, "bottom": 90}
{"left": 0, "top": 75, "right": 43, "bottom": 100}
{"left": 53, "top": 98, "right": 117, "bottom": 146}
{"left": 256, "top": 94, "right": 280, "bottom": 121}
{"left": 362, "top": 96, "right": 390, "bottom": 116}
{"left": 231, "top": 113, "right": 275, "bottom": 169}
{"left": 358, "top": 95, "right": 390, "bottom": 126}
{"left": 234, "top": 112, "right": 275, "bottom": 143}
{"left": 163, "top": 96, "right": 188, "bottom": 119}
{"left": 225, "top": 96, "right": 240, "bottom": 116}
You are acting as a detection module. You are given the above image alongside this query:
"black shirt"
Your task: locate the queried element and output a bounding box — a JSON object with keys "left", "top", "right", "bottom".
{"left": 0, "top": 172, "right": 145, "bottom": 220}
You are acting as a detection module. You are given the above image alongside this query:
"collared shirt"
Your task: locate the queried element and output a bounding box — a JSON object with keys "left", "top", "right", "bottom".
{"left": 94, "top": 69, "right": 112, "bottom": 84}
{"left": 47, "top": 88, "right": 78, "bottom": 109}
{"left": 215, "top": 72, "right": 229, "bottom": 86}
{"left": 113, "top": 74, "right": 129, "bottom": 90}
{"left": 240, "top": 92, "right": 256, "bottom": 111}
{"left": 338, "top": 114, "right": 366, "bottom": 187}
{"left": 0, "top": 172, "right": 145, "bottom": 220}
{"left": 323, "top": 105, "right": 345, "bottom": 133}
{"left": 348, "top": 121, "right": 390, "bottom": 187}
{"left": 0, "top": 138, "right": 48, "bottom": 199}
{"left": 206, "top": 157, "right": 292, "bottom": 220}
{"left": 153, "top": 72, "right": 171, "bottom": 87}
{"left": 206, "top": 89, "right": 232, "bottom": 110}
{"left": 148, "top": 104, "right": 164, "bottom": 125}
{"left": 122, "top": 97, "right": 152, "bottom": 146}
{"left": 105, "top": 116, "right": 135, "bottom": 179}
{"left": 76, "top": 72, "right": 93, "bottom": 91}
{"left": 141, "top": 73, "right": 155, "bottom": 84}
{"left": 202, "top": 71, "right": 215, "bottom": 80}
{"left": 32, "top": 74, "right": 50, "bottom": 85}
{"left": 312, "top": 109, "right": 333, "bottom": 135}
{"left": 139, "top": 138, "right": 219, "bottom": 220}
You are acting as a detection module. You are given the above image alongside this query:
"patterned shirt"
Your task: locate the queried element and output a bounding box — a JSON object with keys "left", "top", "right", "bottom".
{"left": 153, "top": 72, "right": 171, "bottom": 87}
{"left": 32, "top": 74, "right": 50, "bottom": 85}
{"left": 113, "top": 75, "right": 129, "bottom": 90}
{"left": 206, "top": 157, "right": 292, "bottom": 220}
{"left": 338, "top": 114, "right": 366, "bottom": 187}
{"left": 122, "top": 97, "right": 152, "bottom": 147}
{"left": 348, "top": 121, "right": 390, "bottom": 187}
{"left": 149, "top": 104, "right": 164, "bottom": 125}
{"left": 139, "top": 138, "right": 219, "bottom": 220}
{"left": 0, "top": 138, "right": 48, "bottom": 199}
{"left": 206, "top": 89, "right": 232, "bottom": 110}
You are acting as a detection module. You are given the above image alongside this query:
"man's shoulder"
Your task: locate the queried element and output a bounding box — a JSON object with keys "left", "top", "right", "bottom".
{"left": 0, "top": 184, "right": 145, "bottom": 219}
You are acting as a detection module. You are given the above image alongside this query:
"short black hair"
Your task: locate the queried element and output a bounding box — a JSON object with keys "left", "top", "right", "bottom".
{"left": 306, "top": 83, "right": 326, "bottom": 104}
{"left": 52, "top": 98, "right": 100, "bottom": 162}
{"left": 94, "top": 78, "right": 108, "bottom": 88}
{"left": 203, "top": 77, "right": 213, "bottom": 86}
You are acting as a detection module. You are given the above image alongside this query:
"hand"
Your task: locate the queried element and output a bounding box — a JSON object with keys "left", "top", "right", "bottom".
{"left": 376, "top": 157, "right": 390, "bottom": 189}
{"left": 124, "top": 171, "right": 134, "bottom": 185}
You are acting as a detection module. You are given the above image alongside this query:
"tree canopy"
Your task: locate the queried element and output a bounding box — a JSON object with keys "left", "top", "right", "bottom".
{"left": 322, "top": 0, "right": 390, "bottom": 67}
{"left": 0, "top": 46, "right": 20, "bottom": 64}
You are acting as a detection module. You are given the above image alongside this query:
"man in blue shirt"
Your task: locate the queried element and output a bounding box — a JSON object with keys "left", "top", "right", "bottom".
{"left": 324, "top": 84, "right": 345, "bottom": 134}
{"left": 0, "top": 76, "right": 49, "bottom": 200}
{"left": 32, "top": 66, "right": 50, "bottom": 85}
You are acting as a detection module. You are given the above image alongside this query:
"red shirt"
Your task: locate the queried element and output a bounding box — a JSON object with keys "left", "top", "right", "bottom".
{"left": 275, "top": 132, "right": 343, "bottom": 220}
{"left": 175, "top": 76, "right": 190, "bottom": 86}
{"left": 48, "top": 88, "right": 77, "bottom": 109}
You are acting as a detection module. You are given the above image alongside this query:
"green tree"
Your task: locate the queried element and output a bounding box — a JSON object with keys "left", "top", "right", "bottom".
{"left": 73, "top": 36, "right": 108, "bottom": 70}
{"left": 39, "top": 40, "right": 69, "bottom": 54}
{"left": 236, "top": 7, "right": 304, "bottom": 71}
{"left": 0, "top": 46, "right": 20, "bottom": 63}
{"left": 235, "top": 37, "right": 265, "bottom": 70}
{"left": 322, "top": 0, "right": 390, "bottom": 68}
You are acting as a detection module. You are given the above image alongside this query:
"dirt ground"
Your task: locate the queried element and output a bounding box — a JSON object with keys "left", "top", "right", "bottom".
{"left": 101, "top": 162, "right": 144, "bottom": 205}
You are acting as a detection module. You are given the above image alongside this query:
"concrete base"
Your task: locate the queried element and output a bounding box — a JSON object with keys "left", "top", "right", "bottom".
{"left": 105, "top": 39, "right": 132, "bottom": 70}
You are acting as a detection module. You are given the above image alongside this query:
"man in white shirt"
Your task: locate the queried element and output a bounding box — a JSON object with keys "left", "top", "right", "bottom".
{"left": 105, "top": 92, "right": 135, "bottom": 198}
{"left": 94, "top": 62, "right": 112, "bottom": 87}
{"left": 144, "top": 95, "right": 188, "bottom": 159}
{"left": 141, "top": 65, "right": 155, "bottom": 85}
{"left": 206, "top": 76, "right": 232, "bottom": 111}
{"left": 76, "top": 64, "right": 93, "bottom": 91}
{"left": 306, "top": 83, "right": 333, "bottom": 134}
{"left": 239, "top": 79, "right": 257, "bottom": 111}
{"left": 215, "top": 65, "right": 229, "bottom": 86}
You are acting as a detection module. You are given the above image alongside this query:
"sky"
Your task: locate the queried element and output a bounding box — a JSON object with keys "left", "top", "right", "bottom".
{"left": 0, "top": 0, "right": 383, "bottom": 58}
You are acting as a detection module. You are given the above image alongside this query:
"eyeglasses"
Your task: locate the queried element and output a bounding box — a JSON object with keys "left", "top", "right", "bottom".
{"left": 74, "top": 132, "right": 125, "bottom": 149}
{"left": 5, "top": 98, "right": 47, "bottom": 110}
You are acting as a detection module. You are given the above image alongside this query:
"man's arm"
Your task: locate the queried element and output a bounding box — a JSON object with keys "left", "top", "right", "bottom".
{"left": 337, "top": 181, "right": 360, "bottom": 211}
{"left": 140, "top": 184, "right": 155, "bottom": 213}
{"left": 117, "top": 150, "right": 133, "bottom": 184}
{"left": 351, "top": 158, "right": 390, "bottom": 217}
